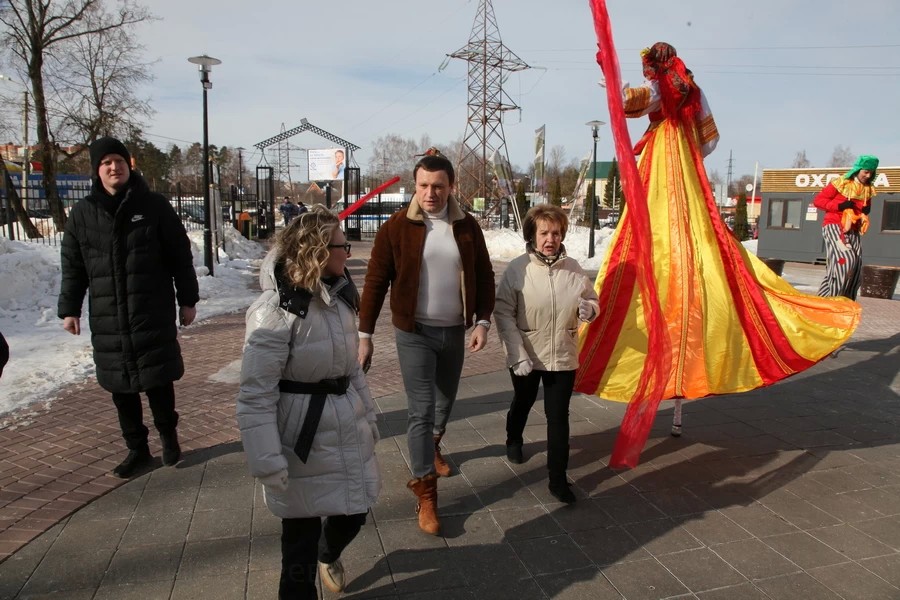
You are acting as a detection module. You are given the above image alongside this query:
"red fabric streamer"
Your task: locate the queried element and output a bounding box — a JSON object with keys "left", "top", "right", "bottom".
{"left": 338, "top": 176, "right": 402, "bottom": 220}
{"left": 584, "top": 0, "right": 670, "bottom": 468}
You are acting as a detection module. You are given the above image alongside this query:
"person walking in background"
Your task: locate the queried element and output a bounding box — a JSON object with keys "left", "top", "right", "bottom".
{"left": 58, "top": 137, "right": 199, "bottom": 478}
{"left": 358, "top": 148, "right": 494, "bottom": 535}
{"left": 578, "top": 38, "right": 861, "bottom": 468}
{"left": 296, "top": 200, "right": 308, "bottom": 215}
{"left": 494, "top": 204, "right": 598, "bottom": 503}
{"left": 814, "top": 155, "right": 879, "bottom": 300}
{"left": 279, "top": 196, "right": 300, "bottom": 226}
{"left": 237, "top": 206, "right": 380, "bottom": 598}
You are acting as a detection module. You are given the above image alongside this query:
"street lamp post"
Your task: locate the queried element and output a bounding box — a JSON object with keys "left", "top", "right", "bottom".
{"left": 188, "top": 54, "right": 221, "bottom": 276}
{"left": 585, "top": 120, "right": 605, "bottom": 258}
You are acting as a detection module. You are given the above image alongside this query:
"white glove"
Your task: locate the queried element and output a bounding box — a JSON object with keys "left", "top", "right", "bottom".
{"left": 598, "top": 79, "right": 629, "bottom": 91}
{"left": 513, "top": 359, "right": 534, "bottom": 377}
{"left": 259, "top": 469, "right": 289, "bottom": 493}
{"left": 370, "top": 421, "right": 380, "bottom": 444}
{"left": 578, "top": 298, "right": 597, "bottom": 322}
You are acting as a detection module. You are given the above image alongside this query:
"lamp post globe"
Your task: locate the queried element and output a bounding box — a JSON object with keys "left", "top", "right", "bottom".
{"left": 187, "top": 55, "right": 221, "bottom": 276}
{"left": 585, "top": 120, "right": 605, "bottom": 259}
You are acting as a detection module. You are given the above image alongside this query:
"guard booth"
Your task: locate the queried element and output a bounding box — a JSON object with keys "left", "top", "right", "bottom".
{"left": 757, "top": 166, "right": 900, "bottom": 267}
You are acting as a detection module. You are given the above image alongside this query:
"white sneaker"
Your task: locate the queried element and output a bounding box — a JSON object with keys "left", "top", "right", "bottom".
{"left": 319, "top": 559, "right": 345, "bottom": 593}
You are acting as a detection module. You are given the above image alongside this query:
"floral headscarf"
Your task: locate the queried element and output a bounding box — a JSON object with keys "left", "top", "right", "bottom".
{"left": 641, "top": 42, "right": 677, "bottom": 80}
{"left": 640, "top": 42, "right": 698, "bottom": 121}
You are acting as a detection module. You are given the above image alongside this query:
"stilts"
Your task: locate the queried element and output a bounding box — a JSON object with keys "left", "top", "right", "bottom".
{"left": 671, "top": 398, "right": 683, "bottom": 437}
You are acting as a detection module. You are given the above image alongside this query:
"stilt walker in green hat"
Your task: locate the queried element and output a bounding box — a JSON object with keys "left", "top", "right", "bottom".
{"left": 813, "top": 154, "right": 879, "bottom": 299}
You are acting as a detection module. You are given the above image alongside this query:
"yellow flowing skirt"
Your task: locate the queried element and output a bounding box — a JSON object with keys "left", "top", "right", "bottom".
{"left": 576, "top": 120, "right": 860, "bottom": 403}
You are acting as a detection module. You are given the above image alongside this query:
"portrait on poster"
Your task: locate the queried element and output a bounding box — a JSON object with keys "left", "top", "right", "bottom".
{"left": 308, "top": 148, "right": 346, "bottom": 181}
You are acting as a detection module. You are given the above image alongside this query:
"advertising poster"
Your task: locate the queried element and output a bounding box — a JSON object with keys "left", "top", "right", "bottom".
{"left": 308, "top": 148, "right": 346, "bottom": 181}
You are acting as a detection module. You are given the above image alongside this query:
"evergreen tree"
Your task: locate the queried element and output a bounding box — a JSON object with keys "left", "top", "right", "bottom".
{"left": 602, "top": 158, "right": 623, "bottom": 209}
{"left": 584, "top": 182, "right": 596, "bottom": 226}
{"left": 559, "top": 163, "right": 580, "bottom": 200}
{"left": 515, "top": 179, "right": 529, "bottom": 222}
{"left": 125, "top": 132, "right": 170, "bottom": 189}
{"left": 550, "top": 174, "right": 562, "bottom": 206}
{"left": 734, "top": 193, "right": 750, "bottom": 241}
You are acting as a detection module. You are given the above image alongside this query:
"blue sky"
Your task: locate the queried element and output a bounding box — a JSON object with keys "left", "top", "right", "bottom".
{"left": 133, "top": 0, "right": 900, "bottom": 183}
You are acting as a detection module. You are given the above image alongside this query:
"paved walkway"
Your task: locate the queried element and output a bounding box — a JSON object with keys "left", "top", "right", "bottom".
{"left": 1, "top": 242, "right": 899, "bottom": 599}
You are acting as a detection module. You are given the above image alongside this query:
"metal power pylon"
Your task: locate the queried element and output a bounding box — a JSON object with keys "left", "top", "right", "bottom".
{"left": 450, "top": 0, "right": 529, "bottom": 216}
{"left": 276, "top": 122, "right": 293, "bottom": 189}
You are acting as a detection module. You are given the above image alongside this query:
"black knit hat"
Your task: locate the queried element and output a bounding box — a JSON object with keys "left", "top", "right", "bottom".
{"left": 89, "top": 137, "right": 131, "bottom": 177}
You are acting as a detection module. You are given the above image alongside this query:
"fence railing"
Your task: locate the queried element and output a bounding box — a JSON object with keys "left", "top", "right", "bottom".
{"left": 1, "top": 180, "right": 260, "bottom": 246}
{"left": 2, "top": 180, "right": 441, "bottom": 246}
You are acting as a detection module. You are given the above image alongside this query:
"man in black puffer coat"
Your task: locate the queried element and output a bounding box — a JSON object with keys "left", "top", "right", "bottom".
{"left": 58, "top": 137, "right": 200, "bottom": 478}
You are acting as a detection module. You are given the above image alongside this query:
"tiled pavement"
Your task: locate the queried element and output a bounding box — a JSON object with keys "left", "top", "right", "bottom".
{"left": 1, "top": 241, "right": 899, "bottom": 599}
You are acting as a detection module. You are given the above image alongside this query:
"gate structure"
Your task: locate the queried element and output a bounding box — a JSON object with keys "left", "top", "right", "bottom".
{"left": 254, "top": 119, "right": 360, "bottom": 217}
{"left": 256, "top": 165, "right": 275, "bottom": 239}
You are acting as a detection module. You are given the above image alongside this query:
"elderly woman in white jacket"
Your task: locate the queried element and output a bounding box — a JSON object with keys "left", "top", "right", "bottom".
{"left": 236, "top": 206, "right": 381, "bottom": 599}
{"left": 495, "top": 204, "right": 599, "bottom": 504}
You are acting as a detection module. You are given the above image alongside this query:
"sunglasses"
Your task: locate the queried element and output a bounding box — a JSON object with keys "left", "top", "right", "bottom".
{"left": 328, "top": 243, "right": 351, "bottom": 253}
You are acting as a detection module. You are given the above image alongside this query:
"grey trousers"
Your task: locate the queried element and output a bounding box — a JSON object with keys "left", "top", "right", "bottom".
{"left": 395, "top": 323, "right": 466, "bottom": 478}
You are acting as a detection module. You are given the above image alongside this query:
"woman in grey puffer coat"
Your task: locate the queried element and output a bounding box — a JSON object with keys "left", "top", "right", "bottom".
{"left": 236, "top": 206, "right": 381, "bottom": 599}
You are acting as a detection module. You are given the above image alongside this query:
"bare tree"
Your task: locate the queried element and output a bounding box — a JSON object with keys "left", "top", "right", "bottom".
{"left": 792, "top": 150, "right": 811, "bottom": 168}
{"left": 828, "top": 145, "right": 854, "bottom": 168}
{"left": 1, "top": 0, "right": 151, "bottom": 229}
{"left": 546, "top": 144, "right": 566, "bottom": 179}
{"left": 707, "top": 169, "right": 726, "bottom": 205}
{"left": 181, "top": 143, "right": 202, "bottom": 190}
{"left": 368, "top": 133, "right": 433, "bottom": 192}
{"left": 47, "top": 6, "right": 154, "bottom": 149}
{"left": 729, "top": 174, "right": 754, "bottom": 197}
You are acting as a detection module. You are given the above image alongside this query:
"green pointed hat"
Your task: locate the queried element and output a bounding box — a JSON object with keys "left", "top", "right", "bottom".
{"left": 845, "top": 155, "right": 879, "bottom": 180}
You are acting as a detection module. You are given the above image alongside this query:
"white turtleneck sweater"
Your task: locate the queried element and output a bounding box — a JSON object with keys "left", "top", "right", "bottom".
{"left": 415, "top": 205, "right": 464, "bottom": 327}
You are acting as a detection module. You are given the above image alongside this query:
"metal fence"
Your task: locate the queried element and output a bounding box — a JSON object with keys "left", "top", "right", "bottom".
{"left": 1, "top": 179, "right": 260, "bottom": 246}
{"left": 2, "top": 177, "right": 430, "bottom": 246}
{"left": 338, "top": 196, "right": 407, "bottom": 240}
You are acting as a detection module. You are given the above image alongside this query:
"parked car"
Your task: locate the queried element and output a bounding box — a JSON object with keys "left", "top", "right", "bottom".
{"left": 0, "top": 205, "right": 54, "bottom": 225}
{"left": 178, "top": 204, "right": 205, "bottom": 223}
{"left": 176, "top": 203, "right": 234, "bottom": 224}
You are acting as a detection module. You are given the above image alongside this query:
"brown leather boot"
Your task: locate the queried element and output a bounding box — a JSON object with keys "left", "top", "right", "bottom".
{"left": 433, "top": 434, "right": 452, "bottom": 477}
{"left": 407, "top": 474, "right": 440, "bottom": 535}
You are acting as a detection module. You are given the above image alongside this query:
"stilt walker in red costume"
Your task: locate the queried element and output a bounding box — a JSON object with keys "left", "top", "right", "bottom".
{"left": 814, "top": 155, "right": 879, "bottom": 300}
{"left": 576, "top": 0, "right": 862, "bottom": 468}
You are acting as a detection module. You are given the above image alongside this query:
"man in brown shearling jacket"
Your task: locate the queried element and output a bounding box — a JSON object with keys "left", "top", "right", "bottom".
{"left": 357, "top": 149, "right": 494, "bottom": 536}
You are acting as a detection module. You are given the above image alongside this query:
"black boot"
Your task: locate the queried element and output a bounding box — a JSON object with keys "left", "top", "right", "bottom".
{"left": 548, "top": 443, "right": 575, "bottom": 503}
{"left": 160, "top": 431, "right": 181, "bottom": 466}
{"left": 505, "top": 442, "right": 524, "bottom": 464}
{"left": 113, "top": 445, "right": 152, "bottom": 478}
{"left": 548, "top": 478, "right": 576, "bottom": 504}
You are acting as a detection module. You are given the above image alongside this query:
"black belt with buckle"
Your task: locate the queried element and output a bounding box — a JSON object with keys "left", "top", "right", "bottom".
{"left": 279, "top": 377, "right": 350, "bottom": 462}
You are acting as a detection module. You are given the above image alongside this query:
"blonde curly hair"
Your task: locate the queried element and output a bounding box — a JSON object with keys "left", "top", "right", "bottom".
{"left": 275, "top": 204, "right": 340, "bottom": 291}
